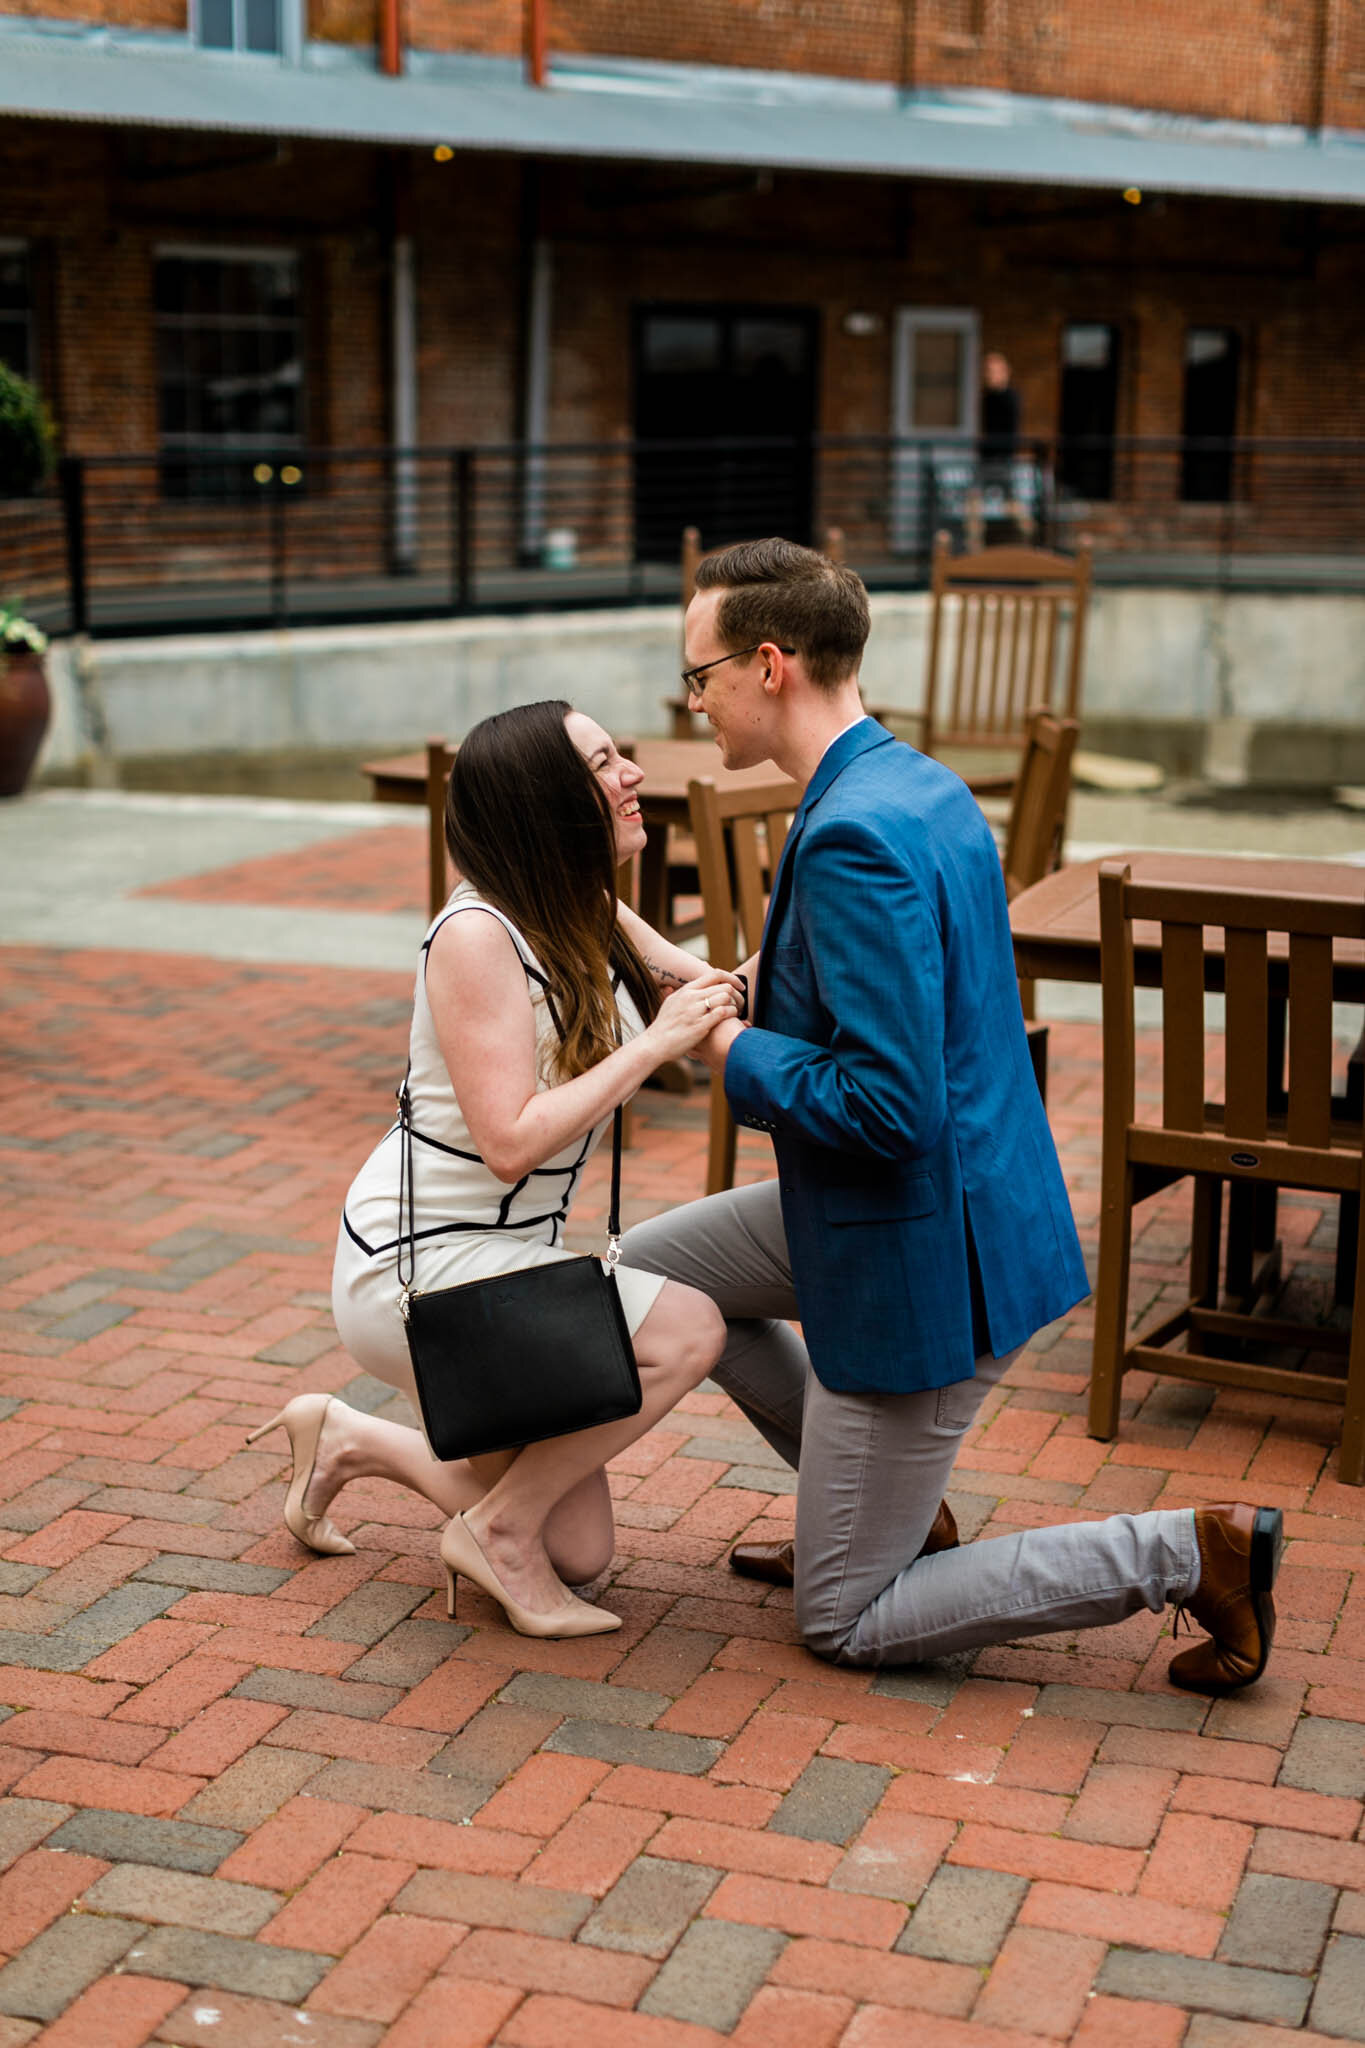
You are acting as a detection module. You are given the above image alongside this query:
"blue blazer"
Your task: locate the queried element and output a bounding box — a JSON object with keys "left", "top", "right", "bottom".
{"left": 724, "top": 717, "right": 1090, "bottom": 1395}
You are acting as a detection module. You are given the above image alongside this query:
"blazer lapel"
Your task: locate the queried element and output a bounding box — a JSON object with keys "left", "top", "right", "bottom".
{"left": 753, "top": 717, "right": 894, "bottom": 1025}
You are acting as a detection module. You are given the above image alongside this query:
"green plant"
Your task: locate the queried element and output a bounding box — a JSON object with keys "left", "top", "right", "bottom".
{"left": 0, "top": 365, "right": 56, "bottom": 498}
{"left": 1, "top": 601, "right": 48, "bottom": 665}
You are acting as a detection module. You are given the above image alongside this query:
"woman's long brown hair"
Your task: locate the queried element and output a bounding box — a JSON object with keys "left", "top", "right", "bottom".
{"left": 443, "top": 701, "right": 660, "bottom": 1081}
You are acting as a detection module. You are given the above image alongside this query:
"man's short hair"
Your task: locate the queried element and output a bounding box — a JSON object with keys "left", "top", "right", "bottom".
{"left": 693, "top": 537, "right": 871, "bottom": 691}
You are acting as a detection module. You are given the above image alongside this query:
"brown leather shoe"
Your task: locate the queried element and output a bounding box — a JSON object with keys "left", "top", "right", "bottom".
{"left": 729, "top": 1498, "right": 959, "bottom": 1588}
{"left": 1168, "top": 1503, "right": 1283, "bottom": 1695}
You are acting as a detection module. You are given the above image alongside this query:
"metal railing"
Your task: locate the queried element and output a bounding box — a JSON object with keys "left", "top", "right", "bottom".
{"left": 4, "top": 434, "right": 1365, "bottom": 639}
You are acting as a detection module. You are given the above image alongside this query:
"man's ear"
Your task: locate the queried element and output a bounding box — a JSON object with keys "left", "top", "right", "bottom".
{"left": 760, "top": 642, "right": 787, "bottom": 695}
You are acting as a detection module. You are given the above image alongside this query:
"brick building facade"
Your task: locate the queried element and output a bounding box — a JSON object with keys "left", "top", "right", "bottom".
{"left": 2, "top": 0, "right": 1364, "bottom": 597}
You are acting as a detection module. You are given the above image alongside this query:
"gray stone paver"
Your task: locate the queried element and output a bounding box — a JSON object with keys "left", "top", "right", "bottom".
{"left": 769, "top": 1755, "right": 893, "bottom": 1843}
{"left": 0, "top": 1800, "right": 73, "bottom": 1872}
{"left": 179, "top": 1745, "right": 325, "bottom": 1831}
{"left": 46, "top": 1810, "right": 243, "bottom": 1875}
{"left": 121, "top": 1927, "right": 332, "bottom": 2003}
{"left": 897, "top": 1865, "right": 1029, "bottom": 1965}
{"left": 1278, "top": 1716, "right": 1365, "bottom": 1800}
{"left": 59, "top": 1582, "right": 182, "bottom": 1648}
{"left": 1097, "top": 1950, "right": 1312, "bottom": 2026}
{"left": 640, "top": 1921, "right": 786, "bottom": 2028}
{"left": 1218, "top": 1872, "right": 1336, "bottom": 1975}
{"left": 580, "top": 1857, "right": 722, "bottom": 1958}
{"left": 501, "top": 1671, "right": 670, "bottom": 1727}
{"left": 1310, "top": 1935, "right": 1365, "bottom": 2042}
{"left": 0, "top": 1915, "right": 147, "bottom": 2022}
{"left": 305, "top": 1759, "right": 488, "bottom": 1824}
{"left": 132, "top": 1554, "right": 293, "bottom": 1595}
{"left": 544, "top": 1718, "right": 723, "bottom": 1775}
{"left": 1035, "top": 1684, "right": 1207, "bottom": 1730}
{"left": 232, "top": 1667, "right": 405, "bottom": 1720}
{"left": 343, "top": 1618, "right": 463, "bottom": 1686}
{"left": 304, "top": 1581, "right": 427, "bottom": 1644}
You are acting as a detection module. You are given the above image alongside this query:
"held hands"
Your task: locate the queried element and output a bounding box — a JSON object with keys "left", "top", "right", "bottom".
{"left": 646, "top": 969, "right": 745, "bottom": 1064}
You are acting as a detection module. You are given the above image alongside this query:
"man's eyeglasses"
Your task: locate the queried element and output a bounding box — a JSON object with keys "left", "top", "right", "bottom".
{"left": 681, "top": 644, "right": 795, "bottom": 696}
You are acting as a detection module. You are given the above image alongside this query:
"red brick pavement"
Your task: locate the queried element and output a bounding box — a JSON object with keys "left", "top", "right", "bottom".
{"left": 137, "top": 823, "right": 427, "bottom": 915}
{"left": 1, "top": 934, "right": 1362, "bottom": 2047}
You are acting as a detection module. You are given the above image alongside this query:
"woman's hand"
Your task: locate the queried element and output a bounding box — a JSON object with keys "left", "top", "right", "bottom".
{"left": 643, "top": 969, "right": 743, "bottom": 1064}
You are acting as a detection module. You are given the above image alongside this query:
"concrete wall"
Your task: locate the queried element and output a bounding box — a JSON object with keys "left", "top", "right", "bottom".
{"left": 37, "top": 584, "right": 1365, "bottom": 787}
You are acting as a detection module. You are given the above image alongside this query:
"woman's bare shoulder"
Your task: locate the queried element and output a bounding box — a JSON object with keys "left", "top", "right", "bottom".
{"left": 426, "top": 904, "right": 525, "bottom": 977}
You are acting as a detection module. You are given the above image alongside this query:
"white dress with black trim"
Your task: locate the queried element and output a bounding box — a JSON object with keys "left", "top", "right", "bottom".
{"left": 331, "top": 882, "right": 666, "bottom": 1405}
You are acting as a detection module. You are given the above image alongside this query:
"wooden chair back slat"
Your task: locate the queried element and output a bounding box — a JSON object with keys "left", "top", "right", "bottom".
{"left": 1063, "top": 544, "right": 1093, "bottom": 717}
{"left": 765, "top": 806, "right": 793, "bottom": 871}
{"left": 987, "top": 597, "right": 1007, "bottom": 732}
{"left": 425, "top": 737, "right": 456, "bottom": 920}
{"left": 731, "top": 819, "right": 770, "bottom": 962}
{"left": 1006, "top": 596, "right": 1026, "bottom": 729}
{"left": 1288, "top": 931, "right": 1335, "bottom": 1149}
{"left": 1224, "top": 927, "right": 1270, "bottom": 1140}
{"left": 687, "top": 778, "right": 740, "bottom": 972}
{"left": 949, "top": 579, "right": 972, "bottom": 737}
{"left": 687, "top": 773, "right": 802, "bottom": 1194}
{"left": 1001, "top": 708, "right": 1079, "bottom": 902}
{"left": 1098, "top": 862, "right": 1137, "bottom": 1126}
{"left": 1039, "top": 597, "right": 1059, "bottom": 721}
{"left": 920, "top": 532, "right": 1093, "bottom": 761}
{"left": 1161, "top": 923, "right": 1206, "bottom": 1129}
{"left": 1025, "top": 595, "right": 1043, "bottom": 707}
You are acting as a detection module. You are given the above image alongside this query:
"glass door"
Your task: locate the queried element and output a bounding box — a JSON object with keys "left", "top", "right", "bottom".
{"left": 890, "top": 307, "right": 979, "bottom": 557}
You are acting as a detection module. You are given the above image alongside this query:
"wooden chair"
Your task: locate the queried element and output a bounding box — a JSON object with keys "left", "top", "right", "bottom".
{"left": 424, "top": 736, "right": 455, "bottom": 919}
{"left": 687, "top": 772, "right": 802, "bottom": 1195}
{"left": 874, "top": 531, "right": 1092, "bottom": 798}
{"left": 1000, "top": 706, "right": 1080, "bottom": 1095}
{"left": 1089, "top": 860, "right": 1365, "bottom": 1485}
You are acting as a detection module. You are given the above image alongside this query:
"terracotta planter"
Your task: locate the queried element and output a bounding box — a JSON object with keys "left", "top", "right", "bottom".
{"left": 0, "top": 648, "right": 51, "bottom": 798}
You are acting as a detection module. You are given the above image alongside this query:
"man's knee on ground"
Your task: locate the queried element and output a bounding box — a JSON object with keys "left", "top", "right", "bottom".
{"left": 794, "top": 1589, "right": 865, "bottom": 1666}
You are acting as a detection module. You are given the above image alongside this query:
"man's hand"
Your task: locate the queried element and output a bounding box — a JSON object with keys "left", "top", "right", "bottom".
{"left": 695, "top": 1015, "right": 746, "bottom": 1075}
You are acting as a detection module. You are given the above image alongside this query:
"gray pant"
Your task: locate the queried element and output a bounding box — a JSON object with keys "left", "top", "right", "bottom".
{"left": 622, "top": 1181, "right": 1198, "bottom": 1666}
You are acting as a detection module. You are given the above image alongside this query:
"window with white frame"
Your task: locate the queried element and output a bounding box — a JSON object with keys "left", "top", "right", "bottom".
{"left": 0, "top": 242, "right": 34, "bottom": 382}
{"left": 193, "top": 0, "right": 298, "bottom": 58}
{"left": 154, "top": 246, "right": 304, "bottom": 498}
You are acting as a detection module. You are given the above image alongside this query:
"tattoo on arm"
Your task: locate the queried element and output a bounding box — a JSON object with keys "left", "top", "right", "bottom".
{"left": 644, "top": 955, "right": 688, "bottom": 993}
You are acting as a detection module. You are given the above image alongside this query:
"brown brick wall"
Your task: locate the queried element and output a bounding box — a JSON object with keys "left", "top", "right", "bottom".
{"left": 1, "top": 0, "right": 184, "bottom": 26}
{"left": 2, "top": 120, "right": 1362, "bottom": 582}
{"left": 4, "top": 0, "right": 1357, "bottom": 131}
{"left": 3, "top": 121, "right": 1360, "bottom": 460}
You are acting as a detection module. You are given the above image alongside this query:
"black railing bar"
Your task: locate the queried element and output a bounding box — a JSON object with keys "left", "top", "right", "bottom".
{"left": 48, "top": 435, "right": 1365, "bottom": 483}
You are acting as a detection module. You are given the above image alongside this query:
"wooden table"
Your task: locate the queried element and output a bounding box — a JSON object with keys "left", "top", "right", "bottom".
{"left": 1010, "top": 850, "right": 1365, "bottom": 1000}
{"left": 1010, "top": 848, "right": 1365, "bottom": 1300}
{"left": 363, "top": 737, "right": 786, "bottom": 932}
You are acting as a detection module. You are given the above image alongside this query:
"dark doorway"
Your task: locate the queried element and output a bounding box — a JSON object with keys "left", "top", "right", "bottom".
{"left": 1181, "top": 327, "right": 1241, "bottom": 502}
{"left": 632, "top": 305, "right": 819, "bottom": 561}
{"left": 1058, "top": 322, "right": 1121, "bottom": 501}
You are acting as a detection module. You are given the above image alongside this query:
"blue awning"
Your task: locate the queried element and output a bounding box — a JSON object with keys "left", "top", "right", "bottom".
{"left": 3, "top": 34, "right": 1365, "bottom": 206}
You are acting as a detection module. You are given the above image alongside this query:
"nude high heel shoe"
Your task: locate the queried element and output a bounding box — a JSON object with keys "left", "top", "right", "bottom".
{"left": 440, "top": 1513, "right": 621, "bottom": 1639}
{"left": 245, "top": 1393, "right": 356, "bottom": 1556}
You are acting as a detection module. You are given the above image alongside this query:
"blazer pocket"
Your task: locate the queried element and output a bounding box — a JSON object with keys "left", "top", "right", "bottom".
{"left": 823, "top": 1174, "right": 936, "bottom": 1224}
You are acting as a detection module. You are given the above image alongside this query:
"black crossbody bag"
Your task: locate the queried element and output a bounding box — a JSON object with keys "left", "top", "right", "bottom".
{"left": 395, "top": 1057, "right": 643, "bottom": 1462}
